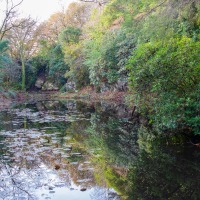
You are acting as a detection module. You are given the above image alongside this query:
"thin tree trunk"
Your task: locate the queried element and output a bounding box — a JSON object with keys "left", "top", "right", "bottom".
{"left": 21, "top": 54, "right": 25, "bottom": 91}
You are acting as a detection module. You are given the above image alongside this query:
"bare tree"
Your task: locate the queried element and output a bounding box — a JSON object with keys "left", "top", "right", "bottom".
{"left": 7, "top": 17, "right": 39, "bottom": 90}
{"left": 0, "top": 0, "right": 24, "bottom": 40}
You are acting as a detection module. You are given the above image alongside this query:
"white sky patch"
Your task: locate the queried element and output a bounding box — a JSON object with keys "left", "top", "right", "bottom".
{"left": 0, "top": 0, "right": 78, "bottom": 22}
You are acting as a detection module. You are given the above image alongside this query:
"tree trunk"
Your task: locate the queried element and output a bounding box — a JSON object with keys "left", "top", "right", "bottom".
{"left": 21, "top": 55, "right": 26, "bottom": 91}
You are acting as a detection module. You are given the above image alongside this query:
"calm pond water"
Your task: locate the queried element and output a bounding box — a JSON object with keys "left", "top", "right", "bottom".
{"left": 0, "top": 100, "right": 200, "bottom": 200}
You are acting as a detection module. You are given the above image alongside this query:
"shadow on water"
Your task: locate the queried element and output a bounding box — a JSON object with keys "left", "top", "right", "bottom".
{"left": 128, "top": 127, "right": 200, "bottom": 200}
{"left": 0, "top": 100, "right": 199, "bottom": 200}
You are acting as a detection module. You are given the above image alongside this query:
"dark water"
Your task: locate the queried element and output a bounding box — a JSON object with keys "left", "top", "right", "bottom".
{"left": 0, "top": 100, "right": 200, "bottom": 200}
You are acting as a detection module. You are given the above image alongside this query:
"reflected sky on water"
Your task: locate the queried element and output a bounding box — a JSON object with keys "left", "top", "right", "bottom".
{"left": 0, "top": 100, "right": 200, "bottom": 200}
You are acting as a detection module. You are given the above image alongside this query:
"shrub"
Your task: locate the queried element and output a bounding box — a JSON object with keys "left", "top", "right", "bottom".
{"left": 127, "top": 36, "right": 200, "bottom": 134}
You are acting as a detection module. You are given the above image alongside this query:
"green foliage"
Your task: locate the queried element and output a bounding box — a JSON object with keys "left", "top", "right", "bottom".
{"left": 24, "top": 62, "right": 38, "bottom": 89}
{"left": 35, "top": 43, "right": 68, "bottom": 87}
{"left": 83, "top": 0, "right": 128, "bottom": 88}
{"left": 59, "top": 27, "right": 81, "bottom": 44}
{"left": 30, "top": 56, "right": 48, "bottom": 75}
{"left": 0, "top": 40, "right": 8, "bottom": 54}
{"left": 118, "top": 0, "right": 200, "bottom": 45}
{"left": 59, "top": 27, "right": 89, "bottom": 89}
{"left": 0, "top": 40, "right": 20, "bottom": 88}
{"left": 127, "top": 36, "right": 200, "bottom": 133}
{"left": 84, "top": 30, "right": 131, "bottom": 87}
{"left": 63, "top": 43, "right": 89, "bottom": 89}
{"left": 84, "top": 37, "right": 102, "bottom": 87}
{"left": 116, "top": 31, "right": 136, "bottom": 75}
{"left": 48, "top": 44, "right": 68, "bottom": 85}
{"left": 0, "top": 40, "right": 9, "bottom": 83}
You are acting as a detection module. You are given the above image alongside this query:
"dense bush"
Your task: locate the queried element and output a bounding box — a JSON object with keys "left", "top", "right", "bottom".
{"left": 127, "top": 36, "right": 200, "bottom": 133}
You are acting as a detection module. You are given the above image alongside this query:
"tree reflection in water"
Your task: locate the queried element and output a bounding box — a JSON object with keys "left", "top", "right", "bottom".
{"left": 0, "top": 161, "right": 46, "bottom": 199}
{"left": 0, "top": 101, "right": 128, "bottom": 200}
{"left": 128, "top": 127, "right": 200, "bottom": 200}
{"left": 0, "top": 128, "right": 70, "bottom": 200}
{"left": 0, "top": 100, "right": 199, "bottom": 200}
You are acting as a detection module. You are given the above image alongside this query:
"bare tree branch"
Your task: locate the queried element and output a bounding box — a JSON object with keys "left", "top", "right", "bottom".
{"left": 0, "top": 0, "right": 24, "bottom": 40}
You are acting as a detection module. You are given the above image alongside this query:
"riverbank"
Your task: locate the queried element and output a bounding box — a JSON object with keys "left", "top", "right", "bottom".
{"left": 0, "top": 95, "right": 12, "bottom": 109}
{"left": 0, "top": 87, "right": 129, "bottom": 111}
{"left": 57, "top": 86, "right": 127, "bottom": 104}
{"left": 0, "top": 91, "right": 54, "bottom": 110}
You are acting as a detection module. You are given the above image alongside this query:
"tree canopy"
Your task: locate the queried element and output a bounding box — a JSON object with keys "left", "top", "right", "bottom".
{"left": 0, "top": 0, "right": 199, "bottom": 134}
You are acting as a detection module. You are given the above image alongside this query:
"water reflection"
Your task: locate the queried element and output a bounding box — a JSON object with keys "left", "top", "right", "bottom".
{"left": 0, "top": 100, "right": 130, "bottom": 200}
{"left": 128, "top": 127, "right": 200, "bottom": 200}
{"left": 0, "top": 100, "right": 199, "bottom": 200}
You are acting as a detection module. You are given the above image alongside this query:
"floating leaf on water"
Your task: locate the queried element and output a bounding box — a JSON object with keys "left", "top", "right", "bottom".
{"left": 45, "top": 197, "right": 51, "bottom": 200}
{"left": 84, "top": 161, "right": 91, "bottom": 164}
{"left": 63, "top": 136, "right": 72, "bottom": 140}
{"left": 62, "top": 155, "right": 71, "bottom": 158}
{"left": 63, "top": 144, "right": 72, "bottom": 148}
{"left": 42, "top": 127, "right": 57, "bottom": 129}
{"left": 85, "top": 167, "right": 94, "bottom": 171}
{"left": 80, "top": 188, "right": 87, "bottom": 192}
{"left": 49, "top": 186, "right": 54, "bottom": 190}
{"left": 70, "top": 162, "right": 78, "bottom": 165}
{"left": 16, "top": 197, "right": 27, "bottom": 200}
{"left": 71, "top": 152, "right": 82, "bottom": 156}
{"left": 2, "top": 156, "right": 10, "bottom": 160}
{"left": 54, "top": 164, "right": 60, "bottom": 170}
{"left": 63, "top": 148, "right": 72, "bottom": 152}
{"left": 54, "top": 182, "right": 66, "bottom": 187}
{"left": 77, "top": 179, "right": 92, "bottom": 183}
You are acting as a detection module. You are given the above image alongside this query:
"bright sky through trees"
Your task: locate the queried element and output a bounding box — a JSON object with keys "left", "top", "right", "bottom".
{"left": 15, "top": 0, "right": 77, "bottom": 21}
